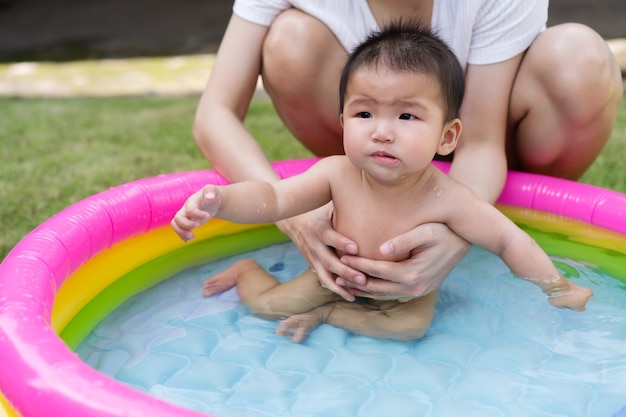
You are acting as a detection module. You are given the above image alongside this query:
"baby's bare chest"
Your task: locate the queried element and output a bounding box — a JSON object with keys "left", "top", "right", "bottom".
{"left": 332, "top": 193, "right": 424, "bottom": 261}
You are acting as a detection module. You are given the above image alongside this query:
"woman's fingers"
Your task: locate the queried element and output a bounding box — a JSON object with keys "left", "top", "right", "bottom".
{"left": 340, "top": 223, "right": 471, "bottom": 298}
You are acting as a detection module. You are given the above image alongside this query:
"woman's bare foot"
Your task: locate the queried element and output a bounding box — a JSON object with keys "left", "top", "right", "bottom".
{"left": 203, "top": 259, "right": 258, "bottom": 297}
{"left": 276, "top": 309, "right": 327, "bottom": 343}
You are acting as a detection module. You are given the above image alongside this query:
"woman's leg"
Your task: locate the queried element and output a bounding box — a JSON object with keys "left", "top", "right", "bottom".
{"left": 507, "top": 23, "right": 623, "bottom": 179}
{"left": 261, "top": 9, "right": 348, "bottom": 157}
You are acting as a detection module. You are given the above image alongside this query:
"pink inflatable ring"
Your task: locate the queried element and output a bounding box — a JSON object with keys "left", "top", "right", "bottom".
{"left": 1, "top": 159, "right": 625, "bottom": 417}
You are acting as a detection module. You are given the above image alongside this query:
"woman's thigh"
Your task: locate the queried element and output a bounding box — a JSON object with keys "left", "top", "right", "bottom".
{"left": 507, "top": 23, "right": 622, "bottom": 178}
{"left": 261, "top": 9, "right": 349, "bottom": 156}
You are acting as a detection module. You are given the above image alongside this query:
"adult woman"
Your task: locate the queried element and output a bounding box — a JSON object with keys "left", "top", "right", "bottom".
{"left": 192, "top": 0, "right": 622, "bottom": 299}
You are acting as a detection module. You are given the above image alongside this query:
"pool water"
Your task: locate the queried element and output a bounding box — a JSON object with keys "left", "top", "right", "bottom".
{"left": 76, "top": 242, "right": 626, "bottom": 417}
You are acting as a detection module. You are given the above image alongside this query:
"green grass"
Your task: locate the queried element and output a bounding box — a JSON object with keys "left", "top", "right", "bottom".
{"left": 0, "top": 96, "right": 310, "bottom": 260}
{"left": 1, "top": 96, "right": 625, "bottom": 261}
{"left": 579, "top": 98, "right": 626, "bottom": 192}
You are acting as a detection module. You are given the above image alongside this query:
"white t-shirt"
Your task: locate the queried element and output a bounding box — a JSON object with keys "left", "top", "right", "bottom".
{"left": 232, "top": 0, "right": 547, "bottom": 69}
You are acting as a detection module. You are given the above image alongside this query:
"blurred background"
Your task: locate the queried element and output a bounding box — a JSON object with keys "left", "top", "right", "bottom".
{"left": 0, "top": 0, "right": 625, "bottom": 260}
{"left": 0, "top": 0, "right": 624, "bottom": 62}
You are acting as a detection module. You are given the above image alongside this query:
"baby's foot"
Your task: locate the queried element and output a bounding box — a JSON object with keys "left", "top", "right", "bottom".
{"left": 276, "top": 310, "right": 325, "bottom": 343}
{"left": 548, "top": 283, "right": 593, "bottom": 311}
{"left": 203, "top": 259, "right": 253, "bottom": 297}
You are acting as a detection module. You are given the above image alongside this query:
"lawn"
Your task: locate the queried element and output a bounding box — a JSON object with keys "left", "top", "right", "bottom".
{"left": 1, "top": 95, "right": 625, "bottom": 260}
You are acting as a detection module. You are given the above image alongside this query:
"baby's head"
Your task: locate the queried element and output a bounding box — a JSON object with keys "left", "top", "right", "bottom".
{"left": 339, "top": 21, "right": 465, "bottom": 123}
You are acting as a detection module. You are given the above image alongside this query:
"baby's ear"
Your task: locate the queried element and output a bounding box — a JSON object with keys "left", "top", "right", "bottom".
{"left": 437, "top": 118, "right": 462, "bottom": 156}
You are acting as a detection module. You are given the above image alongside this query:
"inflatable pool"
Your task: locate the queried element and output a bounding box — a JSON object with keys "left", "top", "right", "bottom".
{"left": 1, "top": 159, "right": 625, "bottom": 417}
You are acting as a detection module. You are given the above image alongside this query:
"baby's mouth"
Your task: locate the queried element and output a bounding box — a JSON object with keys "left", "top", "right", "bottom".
{"left": 371, "top": 151, "right": 399, "bottom": 165}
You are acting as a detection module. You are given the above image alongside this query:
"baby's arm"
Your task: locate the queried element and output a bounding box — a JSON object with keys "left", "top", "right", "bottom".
{"left": 446, "top": 188, "right": 592, "bottom": 311}
{"left": 171, "top": 184, "right": 223, "bottom": 241}
{"left": 171, "top": 158, "right": 339, "bottom": 241}
{"left": 496, "top": 231, "right": 592, "bottom": 311}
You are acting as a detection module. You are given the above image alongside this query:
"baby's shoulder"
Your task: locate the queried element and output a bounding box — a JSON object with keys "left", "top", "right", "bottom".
{"left": 319, "top": 154, "right": 350, "bottom": 166}
{"left": 312, "top": 156, "right": 363, "bottom": 190}
{"left": 314, "top": 155, "right": 356, "bottom": 175}
{"left": 429, "top": 166, "right": 472, "bottom": 191}
{"left": 423, "top": 167, "right": 481, "bottom": 206}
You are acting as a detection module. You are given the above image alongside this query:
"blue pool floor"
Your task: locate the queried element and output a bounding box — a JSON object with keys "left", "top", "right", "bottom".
{"left": 77, "top": 243, "right": 626, "bottom": 417}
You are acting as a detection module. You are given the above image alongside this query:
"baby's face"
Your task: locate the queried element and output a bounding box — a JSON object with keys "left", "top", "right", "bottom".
{"left": 341, "top": 67, "right": 451, "bottom": 183}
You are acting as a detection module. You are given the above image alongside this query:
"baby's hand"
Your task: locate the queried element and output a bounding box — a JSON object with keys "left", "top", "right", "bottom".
{"left": 170, "top": 185, "right": 222, "bottom": 241}
{"left": 547, "top": 282, "right": 593, "bottom": 311}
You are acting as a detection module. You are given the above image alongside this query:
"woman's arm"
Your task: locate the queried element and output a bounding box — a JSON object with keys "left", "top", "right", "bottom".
{"left": 449, "top": 56, "right": 522, "bottom": 203}
{"left": 194, "top": 14, "right": 280, "bottom": 183}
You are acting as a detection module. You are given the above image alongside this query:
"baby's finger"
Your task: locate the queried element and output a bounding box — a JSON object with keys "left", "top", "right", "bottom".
{"left": 172, "top": 210, "right": 200, "bottom": 229}
{"left": 184, "top": 207, "right": 212, "bottom": 222}
{"left": 170, "top": 218, "right": 196, "bottom": 241}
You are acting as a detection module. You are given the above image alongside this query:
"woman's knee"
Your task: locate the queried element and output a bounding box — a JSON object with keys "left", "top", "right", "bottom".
{"left": 259, "top": 9, "right": 346, "bottom": 153}
{"left": 262, "top": 9, "right": 331, "bottom": 93}
{"left": 510, "top": 23, "right": 622, "bottom": 178}
{"left": 525, "top": 23, "right": 622, "bottom": 116}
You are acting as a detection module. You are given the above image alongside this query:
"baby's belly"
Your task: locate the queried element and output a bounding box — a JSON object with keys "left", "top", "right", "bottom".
{"left": 332, "top": 215, "right": 413, "bottom": 301}
{"left": 356, "top": 293, "right": 415, "bottom": 302}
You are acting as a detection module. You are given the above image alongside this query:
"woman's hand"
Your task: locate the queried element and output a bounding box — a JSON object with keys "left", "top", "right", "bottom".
{"left": 277, "top": 203, "right": 364, "bottom": 301}
{"left": 337, "top": 223, "right": 471, "bottom": 298}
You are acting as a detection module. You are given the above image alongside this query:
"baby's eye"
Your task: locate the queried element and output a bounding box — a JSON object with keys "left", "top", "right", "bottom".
{"left": 358, "top": 112, "right": 372, "bottom": 118}
{"left": 399, "top": 113, "right": 416, "bottom": 120}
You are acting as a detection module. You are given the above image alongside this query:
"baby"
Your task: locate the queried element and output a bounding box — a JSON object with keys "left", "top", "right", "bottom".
{"left": 171, "top": 22, "right": 592, "bottom": 343}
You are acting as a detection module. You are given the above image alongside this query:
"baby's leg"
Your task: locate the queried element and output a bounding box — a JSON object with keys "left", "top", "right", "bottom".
{"left": 277, "top": 291, "right": 438, "bottom": 343}
{"left": 371, "top": 291, "right": 438, "bottom": 340}
{"left": 204, "top": 259, "right": 339, "bottom": 320}
{"left": 203, "top": 259, "right": 269, "bottom": 297}
{"left": 276, "top": 309, "right": 328, "bottom": 343}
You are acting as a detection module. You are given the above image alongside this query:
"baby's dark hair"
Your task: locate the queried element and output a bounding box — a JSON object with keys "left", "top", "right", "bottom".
{"left": 339, "top": 21, "right": 465, "bottom": 121}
